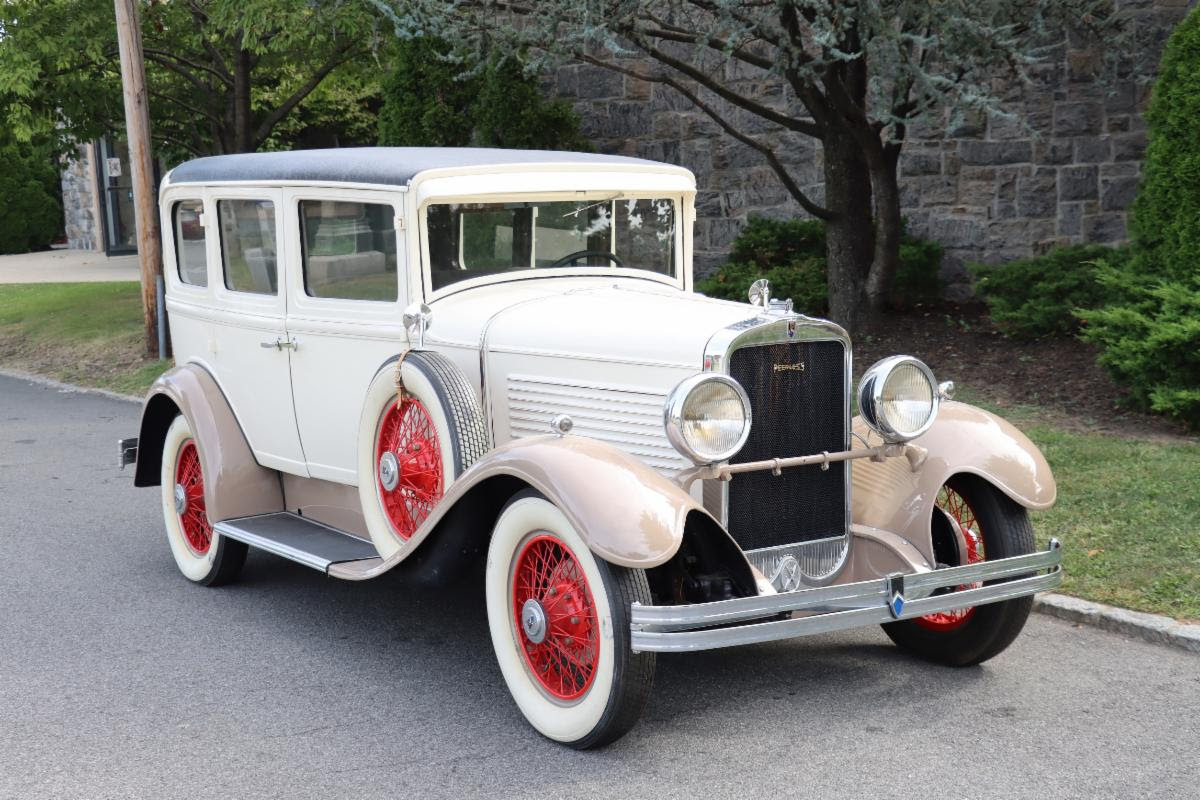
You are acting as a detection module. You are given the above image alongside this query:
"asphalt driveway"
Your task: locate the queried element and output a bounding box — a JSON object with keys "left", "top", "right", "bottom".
{"left": 0, "top": 372, "right": 1196, "bottom": 799}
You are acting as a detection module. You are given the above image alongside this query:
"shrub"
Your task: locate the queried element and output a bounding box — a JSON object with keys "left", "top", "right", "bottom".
{"left": 1075, "top": 8, "right": 1200, "bottom": 427}
{"left": 379, "top": 38, "right": 589, "bottom": 151}
{"left": 1078, "top": 268, "right": 1200, "bottom": 425}
{"left": 970, "top": 244, "right": 1130, "bottom": 339}
{"left": 0, "top": 134, "right": 62, "bottom": 254}
{"left": 695, "top": 217, "right": 941, "bottom": 313}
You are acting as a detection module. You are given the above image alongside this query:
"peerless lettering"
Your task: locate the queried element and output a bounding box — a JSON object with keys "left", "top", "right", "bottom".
{"left": 773, "top": 361, "right": 806, "bottom": 373}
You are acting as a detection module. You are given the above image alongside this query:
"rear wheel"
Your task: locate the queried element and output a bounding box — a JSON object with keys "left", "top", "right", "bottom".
{"left": 160, "top": 415, "right": 246, "bottom": 586}
{"left": 882, "top": 475, "right": 1034, "bottom": 666}
{"left": 485, "top": 493, "right": 655, "bottom": 748}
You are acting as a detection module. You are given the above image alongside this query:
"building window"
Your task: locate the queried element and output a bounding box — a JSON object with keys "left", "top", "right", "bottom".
{"left": 218, "top": 199, "right": 277, "bottom": 294}
{"left": 173, "top": 200, "right": 207, "bottom": 287}
{"left": 299, "top": 200, "right": 397, "bottom": 301}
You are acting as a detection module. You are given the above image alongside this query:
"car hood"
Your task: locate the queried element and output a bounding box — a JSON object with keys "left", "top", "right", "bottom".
{"left": 432, "top": 277, "right": 758, "bottom": 369}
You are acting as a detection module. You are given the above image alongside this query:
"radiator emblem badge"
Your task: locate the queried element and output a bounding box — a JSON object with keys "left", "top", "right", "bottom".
{"left": 770, "top": 555, "right": 803, "bottom": 592}
{"left": 772, "top": 361, "right": 806, "bottom": 373}
{"left": 787, "top": 319, "right": 797, "bottom": 338}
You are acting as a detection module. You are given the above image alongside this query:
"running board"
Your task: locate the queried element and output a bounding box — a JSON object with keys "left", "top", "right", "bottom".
{"left": 214, "top": 513, "right": 379, "bottom": 573}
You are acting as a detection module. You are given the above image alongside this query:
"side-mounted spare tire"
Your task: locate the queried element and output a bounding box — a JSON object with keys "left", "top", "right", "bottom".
{"left": 357, "top": 351, "right": 489, "bottom": 559}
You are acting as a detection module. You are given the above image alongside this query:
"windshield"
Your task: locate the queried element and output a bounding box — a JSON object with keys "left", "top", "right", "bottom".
{"left": 425, "top": 197, "right": 677, "bottom": 291}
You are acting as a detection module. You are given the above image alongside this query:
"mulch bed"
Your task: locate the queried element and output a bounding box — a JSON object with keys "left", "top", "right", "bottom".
{"left": 851, "top": 303, "right": 1192, "bottom": 441}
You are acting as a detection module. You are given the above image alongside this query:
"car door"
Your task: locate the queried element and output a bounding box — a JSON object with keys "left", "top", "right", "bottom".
{"left": 209, "top": 189, "right": 308, "bottom": 475}
{"left": 282, "top": 189, "right": 409, "bottom": 484}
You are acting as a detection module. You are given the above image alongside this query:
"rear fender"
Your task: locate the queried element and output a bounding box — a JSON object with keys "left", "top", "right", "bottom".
{"left": 132, "top": 364, "right": 283, "bottom": 522}
{"left": 331, "top": 434, "right": 752, "bottom": 582}
{"left": 851, "top": 401, "right": 1056, "bottom": 565}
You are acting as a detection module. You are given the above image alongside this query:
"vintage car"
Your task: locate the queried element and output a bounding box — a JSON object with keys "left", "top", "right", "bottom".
{"left": 123, "top": 147, "right": 1061, "bottom": 748}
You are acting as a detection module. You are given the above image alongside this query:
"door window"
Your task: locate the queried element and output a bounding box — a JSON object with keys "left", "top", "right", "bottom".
{"left": 218, "top": 199, "right": 278, "bottom": 294}
{"left": 299, "top": 200, "right": 397, "bottom": 301}
{"left": 173, "top": 200, "right": 207, "bottom": 287}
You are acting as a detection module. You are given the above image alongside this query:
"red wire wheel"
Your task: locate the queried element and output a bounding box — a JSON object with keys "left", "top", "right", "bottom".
{"left": 916, "top": 485, "right": 986, "bottom": 632}
{"left": 175, "top": 440, "right": 211, "bottom": 556}
{"left": 376, "top": 395, "right": 444, "bottom": 541}
{"left": 511, "top": 534, "right": 599, "bottom": 702}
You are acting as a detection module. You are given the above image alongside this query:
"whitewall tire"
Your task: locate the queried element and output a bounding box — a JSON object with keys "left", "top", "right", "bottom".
{"left": 485, "top": 493, "right": 655, "bottom": 749}
{"left": 160, "top": 415, "right": 246, "bottom": 586}
{"left": 357, "top": 352, "right": 488, "bottom": 559}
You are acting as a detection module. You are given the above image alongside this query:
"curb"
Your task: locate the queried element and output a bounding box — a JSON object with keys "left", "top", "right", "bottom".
{"left": 1035, "top": 593, "right": 1200, "bottom": 654}
{"left": 0, "top": 367, "right": 142, "bottom": 405}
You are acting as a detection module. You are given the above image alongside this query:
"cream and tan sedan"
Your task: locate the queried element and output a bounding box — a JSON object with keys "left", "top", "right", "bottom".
{"left": 123, "top": 147, "right": 1062, "bottom": 748}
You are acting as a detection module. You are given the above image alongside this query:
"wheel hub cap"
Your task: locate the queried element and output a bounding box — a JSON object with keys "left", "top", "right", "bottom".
{"left": 520, "top": 598, "right": 548, "bottom": 644}
{"left": 173, "top": 483, "right": 187, "bottom": 514}
{"left": 378, "top": 451, "right": 400, "bottom": 492}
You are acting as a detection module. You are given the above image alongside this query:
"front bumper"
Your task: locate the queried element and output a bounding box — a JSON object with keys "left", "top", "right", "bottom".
{"left": 630, "top": 539, "right": 1062, "bottom": 653}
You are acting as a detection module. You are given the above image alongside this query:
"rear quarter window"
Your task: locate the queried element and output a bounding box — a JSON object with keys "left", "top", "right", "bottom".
{"left": 173, "top": 200, "right": 207, "bottom": 287}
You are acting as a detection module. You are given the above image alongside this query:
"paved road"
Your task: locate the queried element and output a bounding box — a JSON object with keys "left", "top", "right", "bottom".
{"left": 1, "top": 373, "right": 1197, "bottom": 800}
{"left": 0, "top": 249, "right": 139, "bottom": 284}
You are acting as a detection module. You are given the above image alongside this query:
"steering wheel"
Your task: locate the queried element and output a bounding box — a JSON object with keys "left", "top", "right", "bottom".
{"left": 546, "top": 250, "right": 626, "bottom": 269}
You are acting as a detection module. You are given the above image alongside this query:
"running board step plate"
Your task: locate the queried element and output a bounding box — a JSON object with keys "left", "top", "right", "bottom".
{"left": 214, "top": 513, "right": 378, "bottom": 573}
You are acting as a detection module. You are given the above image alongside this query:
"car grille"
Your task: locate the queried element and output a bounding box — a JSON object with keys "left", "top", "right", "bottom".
{"left": 726, "top": 339, "right": 848, "bottom": 551}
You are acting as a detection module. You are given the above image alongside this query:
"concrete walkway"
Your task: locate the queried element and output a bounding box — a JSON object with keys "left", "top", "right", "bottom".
{"left": 0, "top": 248, "right": 140, "bottom": 284}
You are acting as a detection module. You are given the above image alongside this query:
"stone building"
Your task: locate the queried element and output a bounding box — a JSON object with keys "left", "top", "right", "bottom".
{"left": 58, "top": 137, "right": 141, "bottom": 256}
{"left": 552, "top": 0, "right": 1195, "bottom": 296}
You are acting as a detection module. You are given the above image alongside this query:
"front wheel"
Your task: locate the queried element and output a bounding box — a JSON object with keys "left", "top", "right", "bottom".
{"left": 485, "top": 493, "right": 655, "bottom": 749}
{"left": 882, "top": 475, "right": 1035, "bottom": 666}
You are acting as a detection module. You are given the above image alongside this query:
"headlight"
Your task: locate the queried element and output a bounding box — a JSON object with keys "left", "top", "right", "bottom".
{"left": 664, "top": 374, "right": 752, "bottom": 464}
{"left": 857, "top": 356, "right": 939, "bottom": 442}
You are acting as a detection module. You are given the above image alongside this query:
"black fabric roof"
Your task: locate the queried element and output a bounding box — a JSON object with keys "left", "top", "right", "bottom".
{"left": 167, "top": 147, "right": 668, "bottom": 187}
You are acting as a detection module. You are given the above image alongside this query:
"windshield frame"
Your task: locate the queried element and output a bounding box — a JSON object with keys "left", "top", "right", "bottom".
{"left": 417, "top": 191, "right": 687, "bottom": 301}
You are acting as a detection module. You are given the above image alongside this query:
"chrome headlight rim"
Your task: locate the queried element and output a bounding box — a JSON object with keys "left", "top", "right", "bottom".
{"left": 664, "top": 373, "right": 752, "bottom": 465}
{"left": 857, "top": 355, "right": 939, "bottom": 443}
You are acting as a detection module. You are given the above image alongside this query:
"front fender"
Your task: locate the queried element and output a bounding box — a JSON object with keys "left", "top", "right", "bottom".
{"left": 132, "top": 364, "right": 284, "bottom": 523}
{"left": 851, "top": 401, "right": 1056, "bottom": 565}
{"left": 331, "top": 434, "right": 716, "bottom": 580}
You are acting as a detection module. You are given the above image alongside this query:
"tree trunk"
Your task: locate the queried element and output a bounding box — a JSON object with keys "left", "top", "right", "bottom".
{"left": 232, "top": 47, "right": 252, "bottom": 152}
{"left": 864, "top": 145, "right": 903, "bottom": 316}
{"left": 822, "top": 125, "right": 874, "bottom": 334}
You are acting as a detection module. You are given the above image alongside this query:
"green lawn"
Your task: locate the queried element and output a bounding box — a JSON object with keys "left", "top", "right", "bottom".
{"left": 0, "top": 281, "right": 169, "bottom": 395}
{"left": 955, "top": 389, "right": 1200, "bottom": 621}
{"left": 1, "top": 282, "right": 1196, "bottom": 618}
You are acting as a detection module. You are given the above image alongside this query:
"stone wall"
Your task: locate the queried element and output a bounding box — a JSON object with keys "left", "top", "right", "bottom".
{"left": 553, "top": 0, "right": 1195, "bottom": 297}
{"left": 59, "top": 143, "right": 101, "bottom": 252}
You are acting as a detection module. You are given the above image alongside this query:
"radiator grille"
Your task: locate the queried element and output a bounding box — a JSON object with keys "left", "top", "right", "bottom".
{"left": 726, "top": 340, "right": 847, "bottom": 551}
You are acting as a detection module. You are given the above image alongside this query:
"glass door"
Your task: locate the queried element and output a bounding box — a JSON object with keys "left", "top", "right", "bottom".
{"left": 98, "top": 137, "right": 137, "bottom": 255}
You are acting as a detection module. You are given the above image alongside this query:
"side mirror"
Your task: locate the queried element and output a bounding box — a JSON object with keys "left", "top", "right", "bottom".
{"left": 403, "top": 302, "right": 433, "bottom": 349}
{"left": 748, "top": 278, "right": 771, "bottom": 308}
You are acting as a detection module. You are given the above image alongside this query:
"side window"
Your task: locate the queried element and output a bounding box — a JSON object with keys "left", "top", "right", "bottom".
{"left": 299, "top": 200, "right": 397, "bottom": 301}
{"left": 173, "top": 200, "right": 207, "bottom": 286}
{"left": 218, "top": 199, "right": 277, "bottom": 294}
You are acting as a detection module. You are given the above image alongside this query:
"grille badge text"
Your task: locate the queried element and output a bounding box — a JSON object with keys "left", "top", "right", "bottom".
{"left": 772, "top": 361, "right": 806, "bottom": 373}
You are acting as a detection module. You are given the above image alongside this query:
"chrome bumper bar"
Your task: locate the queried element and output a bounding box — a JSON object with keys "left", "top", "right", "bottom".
{"left": 630, "top": 539, "right": 1062, "bottom": 653}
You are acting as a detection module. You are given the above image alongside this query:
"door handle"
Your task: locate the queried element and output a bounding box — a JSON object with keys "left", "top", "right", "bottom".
{"left": 260, "top": 336, "right": 299, "bottom": 351}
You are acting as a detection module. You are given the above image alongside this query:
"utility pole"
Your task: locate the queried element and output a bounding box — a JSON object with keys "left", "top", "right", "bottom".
{"left": 114, "top": 0, "right": 165, "bottom": 359}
